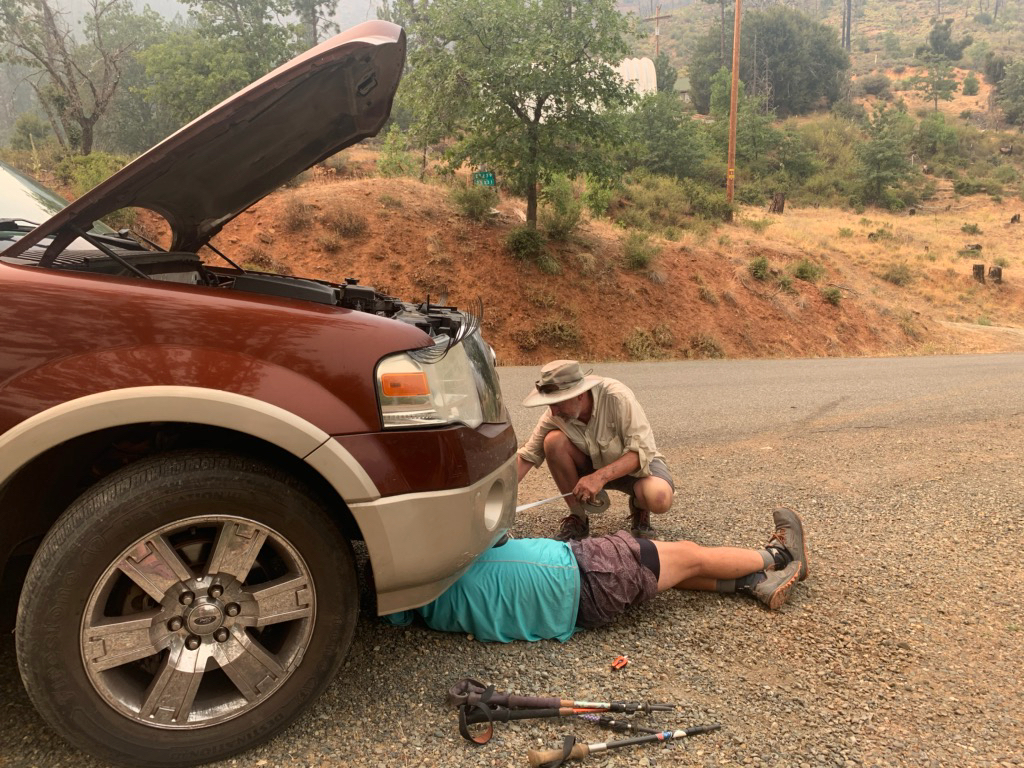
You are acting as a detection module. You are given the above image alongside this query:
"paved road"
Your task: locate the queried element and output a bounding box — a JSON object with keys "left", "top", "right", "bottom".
{"left": 501, "top": 354, "right": 1024, "bottom": 448}
{"left": 2, "top": 354, "right": 1022, "bottom": 767}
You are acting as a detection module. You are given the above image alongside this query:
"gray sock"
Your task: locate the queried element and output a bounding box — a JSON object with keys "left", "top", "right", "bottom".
{"left": 735, "top": 571, "right": 767, "bottom": 595}
{"left": 758, "top": 549, "right": 775, "bottom": 570}
{"left": 716, "top": 579, "right": 736, "bottom": 593}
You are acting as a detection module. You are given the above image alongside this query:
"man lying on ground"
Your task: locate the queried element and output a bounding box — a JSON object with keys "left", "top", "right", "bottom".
{"left": 385, "top": 508, "right": 809, "bottom": 642}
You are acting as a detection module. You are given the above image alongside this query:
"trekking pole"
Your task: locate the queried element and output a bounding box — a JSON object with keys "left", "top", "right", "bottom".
{"left": 574, "top": 713, "right": 662, "bottom": 735}
{"left": 527, "top": 724, "right": 723, "bottom": 768}
{"left": 448, "top": 678, "right": 676, "bottom": 712}
{"left": 459, "top": 705, "right": 607, "bottom": 744}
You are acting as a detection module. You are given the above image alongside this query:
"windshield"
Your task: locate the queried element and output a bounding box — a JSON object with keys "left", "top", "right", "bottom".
{"left": 0, "top": 161, "right": 114, "bottom": 243}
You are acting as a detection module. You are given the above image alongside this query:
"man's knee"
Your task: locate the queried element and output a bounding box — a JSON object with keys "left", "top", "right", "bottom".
{"left": 637, "top": 478, "right": 673, "bottom": 514}
{"left": 542, "top": 429, "right": 570, "bottom": 453}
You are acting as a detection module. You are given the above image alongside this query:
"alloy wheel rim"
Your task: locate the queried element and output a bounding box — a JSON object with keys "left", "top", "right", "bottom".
{"left": 80, "top": 515, "right": 316, "bottom": 728}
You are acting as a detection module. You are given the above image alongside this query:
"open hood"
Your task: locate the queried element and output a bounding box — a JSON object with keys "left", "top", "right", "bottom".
{"left": 3, "top": 20, "right": 405, "bottom": 260}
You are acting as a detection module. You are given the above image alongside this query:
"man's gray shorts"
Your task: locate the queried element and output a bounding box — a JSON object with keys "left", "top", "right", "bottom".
{"left": 602, "top": 457, "right": 675, "bottom": 497}
{"left": 569, "top": 531, "right": 659, "bottom": 629}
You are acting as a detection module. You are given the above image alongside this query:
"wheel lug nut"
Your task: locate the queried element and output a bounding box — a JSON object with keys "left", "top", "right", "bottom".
{"left": 179, "top": 591, "right": 195, "bottom": 606}
{"left": 214, "top": 628, "right": 229, "bottom": 643}
{"left": 167, "top": 617, "right": 184, "bottom": 632}
{"left": 225, "top": 603, "right": 240, "bottom": 617}
{"left": 209, "top": 584, "right": 223, "bottom": 598}
{"left": 185, "top": 635, "right": 201, "bottom": 651}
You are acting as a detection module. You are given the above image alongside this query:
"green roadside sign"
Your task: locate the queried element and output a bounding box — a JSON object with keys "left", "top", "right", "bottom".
{"left": 473, "top": 170, "right": 496, "bottom": 186}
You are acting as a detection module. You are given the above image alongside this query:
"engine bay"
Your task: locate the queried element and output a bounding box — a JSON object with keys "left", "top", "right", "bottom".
{"left": 2, "top": 237, "right": 469, "bottom": 340}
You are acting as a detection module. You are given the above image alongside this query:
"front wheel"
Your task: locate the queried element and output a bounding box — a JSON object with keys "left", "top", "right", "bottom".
{"left": 16, "top": 452, "right": 358, "bottom": 767}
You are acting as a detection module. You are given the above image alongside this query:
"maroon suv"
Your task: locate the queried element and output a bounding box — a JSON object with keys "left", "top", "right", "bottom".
{"left": 0, "top": 21, "right": 517, "bottom": 767}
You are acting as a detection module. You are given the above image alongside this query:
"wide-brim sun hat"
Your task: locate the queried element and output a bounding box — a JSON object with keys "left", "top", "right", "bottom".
{"left": 522, "top": 359, "right": 602, "bottom": 407}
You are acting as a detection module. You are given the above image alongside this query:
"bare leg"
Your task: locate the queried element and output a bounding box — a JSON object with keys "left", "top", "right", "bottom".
{"left": 632, "top": 475, "right": 673, "bottom": 514}
{"left": 651, "top": 540, "right": 765, "bottom": 592}
{"left": 542, "top": 430, "right": 591, "bottom": 516}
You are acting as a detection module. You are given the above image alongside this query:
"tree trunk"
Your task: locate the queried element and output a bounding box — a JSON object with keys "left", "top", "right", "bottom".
{"left": 78, "top": 118, "right": 95, "bottom": 155}
{"left": 768, "top": 192, "right": 786, "bottom": 213}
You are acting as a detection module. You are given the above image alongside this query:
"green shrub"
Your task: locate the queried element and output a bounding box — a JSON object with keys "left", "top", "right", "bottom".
{"left": 315, "top": 234, "right": 341, "bottom": 253}
{"left": 822, "top": 286, "right": 842, "bottom": 305}
{"left": 505, "top": 226, "right": 546, "bottom": 261}
{"left": 748, "top": 256, "right": 770, "bottom": 281}
{"left": 536, "top": 320, "right": 581, "bottom": 348}
{"left": 283, "top": 195, "right": 314, "bottom": 231}
{"left": 961, "top": 223, "right": 981, "bottom": 235}
{"left": 743, "top": 218, "right": 773, "bottom": 234}
{"left": 540, "top": 174, "right": 583, "bottom": 241}
{"left": 688, "top": 333, "right": 725, "bottom": 359}
{"left": 623, "top": 232, "right": 659, "bottom": 270}
{"left": 991, "top": 165, "right": 1018, "bottom": 184}
{"left": 652, "top": 324, "right": 675, "bottom": 348}
{"left": 859, "top": 72, "right": 892, "bottom": 98}
{"left": 379, "top": 194, "right": 403, "bottom": 209}
{"left": 56, "top": 151, "right": 126, "bottom": 195}
{"left": 954, "top": 178, "right": 985, "bottom": 196}
{"left": 583, "top": 176, "right": 617, "bottom": 218}
{"left": 624, "top": 329, "right": 663, "bottom": 360}
{"left": 322, "top": 208, "right": 368, "bottom": 237}
{"left": 777, "top": 274, "right": 795, "bottom": 293}
{"left": 615, "top": 205, "right": 653, "bottom": 231}
{"left": 962, "top": 73, "right": 980, "bottom": 96}
{"left": 693, "top": 274, "right": 718, "bottom": 304}
{"left": 450, "top": 183, "right": 499, "bottom": 221}
{"left": 838, "top": 227, "right": 854, "bottom": 237}
{"left": 376, "top": 127, "right": 416, "bottom": 177}
{"left": 683, "top": 179, "right": 733, "bottom": 220}
{"left": 880, "top": 262, "right": 913, "bottom": 285}
{"left": 792, "top": 259, "right": 824, "bottom": 282}
{"left": 243, "top": 246, "right": 292, "bottom": 275}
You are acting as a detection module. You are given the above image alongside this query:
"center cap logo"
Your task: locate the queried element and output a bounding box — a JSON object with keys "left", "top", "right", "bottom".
{"left": 187, "top": 603, "right": 224, "bottom": 635}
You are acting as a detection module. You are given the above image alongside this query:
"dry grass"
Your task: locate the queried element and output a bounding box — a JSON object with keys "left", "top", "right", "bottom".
{"left": 732, "top": 198, "right": 1024, "bottom": 333}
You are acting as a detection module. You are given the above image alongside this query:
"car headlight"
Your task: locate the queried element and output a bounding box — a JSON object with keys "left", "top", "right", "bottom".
{"left": 377, "top": 342, "right": 486, "bottom": 429}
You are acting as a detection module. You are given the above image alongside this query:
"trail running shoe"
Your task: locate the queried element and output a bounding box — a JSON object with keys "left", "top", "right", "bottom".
{"left": 555, "top": 513, "right": 590, "bottom": 541}
{"left": 629, "top": 499, "right": 656, "bottom": 539}
{"left": 767, "top": 507, "right": 810, "bottom": 581}
{"left": 752, "top": 560, "right": 801, "bottom": 610}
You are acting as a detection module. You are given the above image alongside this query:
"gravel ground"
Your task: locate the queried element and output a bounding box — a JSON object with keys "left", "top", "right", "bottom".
{"left": 2, "top": 359, "right": 1023, "bottom": 768}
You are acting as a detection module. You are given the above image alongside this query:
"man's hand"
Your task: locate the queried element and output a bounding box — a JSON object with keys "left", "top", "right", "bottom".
{"left": 573, "top": 473, "right": 605, "bottom": 503}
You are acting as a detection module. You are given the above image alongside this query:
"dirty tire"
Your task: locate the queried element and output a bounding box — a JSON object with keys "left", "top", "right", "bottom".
{"left": 16, "top": 451, "right": 357, "bottom": 768}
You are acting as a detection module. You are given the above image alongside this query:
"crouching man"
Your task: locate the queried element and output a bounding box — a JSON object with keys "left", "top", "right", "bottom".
{"left": 517, "top": 359, "right": 674, "bottom": 541}
{"left": 384, "top": 509, "right": 809, "bottom": 643}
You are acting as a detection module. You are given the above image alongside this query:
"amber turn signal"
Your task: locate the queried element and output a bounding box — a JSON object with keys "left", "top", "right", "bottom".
{"left": 380, "top": 372, "right": 429, "bottom": 397}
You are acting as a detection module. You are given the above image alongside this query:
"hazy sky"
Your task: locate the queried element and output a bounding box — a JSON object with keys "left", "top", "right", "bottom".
{"left": 57, "top": 0, "right": 383, "bottom": 34}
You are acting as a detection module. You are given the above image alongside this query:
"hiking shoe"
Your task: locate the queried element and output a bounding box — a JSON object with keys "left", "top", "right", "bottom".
{"left": 629, "top": 499, "right": 656, "bottom": 539}
{"left": 555, "top": 513, "right": 590, "bottom": 541}
{"left": 752, "top": 561, "right": 801, "bottom": 610}
{"left": 767, "top": 507, "right": 810, "bottom": 581}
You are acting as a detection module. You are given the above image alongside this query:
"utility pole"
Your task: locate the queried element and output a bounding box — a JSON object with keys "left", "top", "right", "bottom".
{"left": 643, "top": 3, "right": 674, "bottom": 57}
{"left": 726, "top": 0, "right": 742, "bottom": 205}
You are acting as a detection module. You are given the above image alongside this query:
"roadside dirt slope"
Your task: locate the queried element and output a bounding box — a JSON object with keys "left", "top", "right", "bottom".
{"left": 203, "top": 148, "right": 1024, "bottom": 364}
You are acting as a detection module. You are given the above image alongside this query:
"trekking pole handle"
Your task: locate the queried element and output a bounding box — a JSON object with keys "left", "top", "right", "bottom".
{"left": 527, "top": 742, "right": 591, "bottom": 768}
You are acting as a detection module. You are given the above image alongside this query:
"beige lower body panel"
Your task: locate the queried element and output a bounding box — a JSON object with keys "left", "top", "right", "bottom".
{"left": 350, "top": 454, "right": 518, "bottom": 615}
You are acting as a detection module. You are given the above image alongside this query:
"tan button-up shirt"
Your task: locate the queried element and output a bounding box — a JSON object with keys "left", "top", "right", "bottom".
{"left": 518, "top": 378, "right": 664, "bottom": 477}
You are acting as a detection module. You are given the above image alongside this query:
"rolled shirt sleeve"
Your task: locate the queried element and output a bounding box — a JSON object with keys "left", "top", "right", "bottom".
{"left": 518, "top": 413, "right": 558, "bottom": 468}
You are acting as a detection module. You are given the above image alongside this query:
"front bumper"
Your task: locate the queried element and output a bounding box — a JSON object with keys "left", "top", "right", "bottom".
{"left": 348, "top": 453, "right": 518, "bottom": 614}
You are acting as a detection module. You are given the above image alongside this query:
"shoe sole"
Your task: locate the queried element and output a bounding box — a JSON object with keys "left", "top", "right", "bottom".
{"left": 775, "top": 507, "right": 810, "bottom": 582}
{"left": 766, "top": 564, "right": 801, "bottom": 610}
